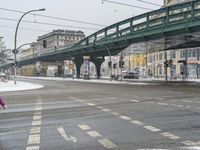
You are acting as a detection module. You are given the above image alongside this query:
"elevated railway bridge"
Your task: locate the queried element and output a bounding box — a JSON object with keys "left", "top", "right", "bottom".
{"left": 1, "top": 0, "right": 200, "bottom": 78}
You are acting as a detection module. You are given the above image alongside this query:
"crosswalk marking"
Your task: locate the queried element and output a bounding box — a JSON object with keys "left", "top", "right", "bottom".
{"left": 131, "top": 120, "right": 145, "bottom": 126}
{"left": 130, "top": 100, "right": 140, "bottom": 103}
{"left": 26, "top": 146, "right": 40, "bottom": 150}
{"left": 87, "top": 103, "right": 96, "bottom": 106}
{"left": 78, "top": 124, "right": 91, "bottom": 131}
{"left": 143, "top": 126, "right": 161, "bottom": 132}
{"left": 30, "top": 127, "right": 41, "bottom": 134}
{"left": 102, "top": 108, "right": 111, "bottom": 112}
{"left": 160, "top": 132, "right": 181, "bottom": 140}
{"left": 119, "top": 115, "right": 132, "bottom": 121}
{"left": 87, "top": 130, "right": 102, "bottom": 138}
{"left": 27, "top": 134, "right": 40, "bottom": 145}
{"left": 98, "top": 138, "right": 117, "bottom": 148}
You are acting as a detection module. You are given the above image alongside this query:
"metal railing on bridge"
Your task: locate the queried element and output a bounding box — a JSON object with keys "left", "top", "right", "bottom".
{"left": 73, "top": 0, "right": 200, "bottom": 48}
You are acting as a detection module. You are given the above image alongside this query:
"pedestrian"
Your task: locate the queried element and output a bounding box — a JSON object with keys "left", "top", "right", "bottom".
{"left": 0, "top": 96, "right": 7, "bottom": 109}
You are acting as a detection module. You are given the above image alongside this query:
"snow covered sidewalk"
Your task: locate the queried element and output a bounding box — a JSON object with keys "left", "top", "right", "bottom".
{"left": 0, "top": 81, "right": 44, "bottom": 92}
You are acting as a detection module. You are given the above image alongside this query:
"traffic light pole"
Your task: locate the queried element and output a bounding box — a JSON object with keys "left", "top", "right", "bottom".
{"left": 165, "top": 52, "right": 168, "bottom": 81}
{"left": 120, "top": 51, "right": 123, "bottom": 81}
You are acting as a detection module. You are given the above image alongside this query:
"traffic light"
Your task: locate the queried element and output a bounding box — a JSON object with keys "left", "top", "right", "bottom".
{"left": 108, "top": 61, "right": 111, "bottom": 67}
{"left": 119, "top": 61, "right": 124, "bottom": 68}
{"left": 113, "top": 63, "right": 116, "bottom": 69}
{"left": 164, "top": 60, "right": 168, "bottom": 67}
{"left": 168, "top": 59, "right": 173, "bottom": 64}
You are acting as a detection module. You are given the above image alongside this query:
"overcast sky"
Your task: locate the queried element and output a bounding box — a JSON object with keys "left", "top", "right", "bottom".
{"left": 0, "top": 0, "right": 163, "bottom": 49}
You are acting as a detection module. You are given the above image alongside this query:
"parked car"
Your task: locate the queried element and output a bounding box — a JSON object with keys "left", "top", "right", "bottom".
{"left": 0, "top": 72, "right": 6, "bottom": 78}
{"left": 123, "top": 71, "right": 139, "bottom": 79}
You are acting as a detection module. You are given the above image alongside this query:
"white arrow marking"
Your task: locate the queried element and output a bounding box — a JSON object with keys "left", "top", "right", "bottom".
{"left": 57, "top": 127, "right": 77, "bottom": 143}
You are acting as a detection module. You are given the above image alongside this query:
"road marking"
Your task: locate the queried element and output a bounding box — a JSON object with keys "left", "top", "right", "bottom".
{"left": 30, "top": 127, "right": 41, "bottom": 134}
{"left": 183, "top": 100, "right": 192, "bottom": 103}
{"left": 33, "top": 116, "right": 41, "bottom": 120}
{"left": 182, "top": 147, "right": 200, "bottom": 150}
{"left": 109, "top": 97, "right": 117, "bottom": 100}
{"left": 130, "top": 100, "right": 140, "bottom": 103}
{"left": 34, "top": 111, "right": 42, "bottom": 115}
{"left": 96, "top": 106, "right": 103, "bottom": 109}
{"left": 143, "top": 126, "right": 161, "bottom": 132}
{"left": 78, "top": 124, "right": 91, "bottom": 131}
{"left": 181, "top": 140, "right": 197, "bottom": 146}
{"left": 110, "top": 112, "right": 120, "bottom": 116}
{"left": 137, "top": 149, "right": 169, "bottom": 150}
{"left": 35, "top": 106, "right": 42, "bottom": 111}
{"left": 87, "top": 103, "right": 96, "bottom": 106}
{"left": 57, "top": 127, "right": 77, "bottom": 143}
{"left": 157, "top": 103, "right": 168, "bottom": 106}
{"left": 131, "top": 120, "right": 145, "bottom": 126}
{"left": 119, "top": 115, "right": 132, "bottom": 121}
{"left": 102, "top": 108, "right": 111, "bottom": 112}
{"left": 98, "top": 138, "right": 117, "bottom": 148}
{"left": 26, "top": 146, "right": 40, "bottom": 150}
{"left": 87, "top": 130, "right": 102, "bottom": 138}
{"left": 170, "top": 104, "right": 183, "bottom": 108}
{"left": 156, "top": 98, "right": 165, "bottom": 100}
{"left": 160, "top": 132, "right": 181, "bottom": 140}
{"left": 32, "top": 120, "right": 41, "bottom": 126}
{"left": 27, "top": 134, "right": 40, "bottom": 145}
{"left": 26, "top": 99, "right": 42, "bottom": 150}
{"left": 186, "top": 106, "right": 191, "bottom": 108}
{"left": 144, "top": 102, "right": 155, "bottom": 104}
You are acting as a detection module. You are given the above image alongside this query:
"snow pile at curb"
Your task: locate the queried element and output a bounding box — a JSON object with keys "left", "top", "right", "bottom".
{"left": 0, "top": 81, "right": 44, "bottom": 92}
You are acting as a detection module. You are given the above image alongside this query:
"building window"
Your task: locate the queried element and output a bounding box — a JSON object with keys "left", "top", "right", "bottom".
{"left": 180, "top": 50, "right": 186, "bottom": 58}
{"left": 159, "top": 53, "right": 163, "bottom": 60}
{"left": 192, "top": 49, "right": 198, "bottom": 57}
{"left": 170, "top": 50, "right": 176, "bottom": 59}
{"left": 43, "top": 40, "right": 47, "bottom": 48}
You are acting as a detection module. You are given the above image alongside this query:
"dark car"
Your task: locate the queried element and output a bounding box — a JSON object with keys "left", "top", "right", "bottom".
{"left": 123, "top": 71, "right": 139, "bottom": 79}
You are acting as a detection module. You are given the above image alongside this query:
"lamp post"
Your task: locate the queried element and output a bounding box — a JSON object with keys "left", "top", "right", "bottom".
{"left": 93, "top": 41, "right": 112, "bottom": 81}
{"left": 13, "top": 8, "right": 45, "bottom": 84}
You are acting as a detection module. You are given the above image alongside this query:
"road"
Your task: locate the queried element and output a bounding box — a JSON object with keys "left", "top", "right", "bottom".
{"left": 0, "top": 78, "right": 200, "bottom": 150}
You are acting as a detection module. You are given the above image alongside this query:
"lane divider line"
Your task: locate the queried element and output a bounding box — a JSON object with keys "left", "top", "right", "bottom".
{"left": 26, "top": 98, "right": 42, "bottom": 150}
{"left": 81, "top": 98, "right": 200, "bottom": 147}
{"left": 78, "top": 124, "right": 117, "bottom": 149}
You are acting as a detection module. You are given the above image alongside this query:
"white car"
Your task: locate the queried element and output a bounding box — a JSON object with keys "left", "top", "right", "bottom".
{"left": 0, "top": 72, "right": 6, "bottom": 78}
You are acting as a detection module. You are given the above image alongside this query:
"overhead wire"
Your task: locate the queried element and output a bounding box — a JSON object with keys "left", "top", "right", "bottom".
{"left": 0, "top": 7, "right": 106, "bottom": 27}
{"left": 0, "top": 17, "right": 100, "bottom": 31}
{"left": 101, "top": 0, "right": 154, "bottom": 10}
{"left": 0, "top": 25, "right": 49, "bottom": 32}
{"left": 137, "top": 0, "right": 162, "bottom": 7}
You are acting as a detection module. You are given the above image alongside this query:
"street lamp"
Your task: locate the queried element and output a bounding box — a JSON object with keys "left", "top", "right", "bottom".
{"left": 93, "top": 41, "right": 112, "bottom": 81}
{"left": 13, "top": 8, "right": 45, "bottom": 84}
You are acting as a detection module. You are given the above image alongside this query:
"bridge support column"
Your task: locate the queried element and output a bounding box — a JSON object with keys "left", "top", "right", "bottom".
{"left": 58, "top": 61, "right": 65, "bottom": 77}
{"left": 90, "top": 56, "right": 105, "bottom": 79}
{"left": 74, "top": 56, "right": 83, "bottom": 78}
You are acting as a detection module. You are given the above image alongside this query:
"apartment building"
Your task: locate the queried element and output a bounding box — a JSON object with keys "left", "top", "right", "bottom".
{"left": 37, "top": 29, "right": 85, "bottom": 52}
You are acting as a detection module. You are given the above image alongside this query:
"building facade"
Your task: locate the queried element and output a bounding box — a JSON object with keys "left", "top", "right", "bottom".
{"left": 37, "top": 29, "right": 85, "bottom": 52}
{"left": 164, "top": 0, "right": 192, "bottom": 6}
{"left": 146, "top": 48, "right": 200, "bottom": 79}
{"left": 36, "top": 29, "right": 85, "bottom": 77}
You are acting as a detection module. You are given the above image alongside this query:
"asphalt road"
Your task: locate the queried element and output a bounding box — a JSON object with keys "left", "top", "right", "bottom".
{"left": 1, "top": 78, "right": 200, "bottom": 150}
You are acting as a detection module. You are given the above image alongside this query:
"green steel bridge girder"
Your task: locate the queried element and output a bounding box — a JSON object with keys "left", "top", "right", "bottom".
{"left": 2, "top": 0, "right": 200, "bottom": 69}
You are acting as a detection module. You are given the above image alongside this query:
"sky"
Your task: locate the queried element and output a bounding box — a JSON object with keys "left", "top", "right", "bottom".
{"left": 0, "top": 0, "right": 163, "bottom": 49}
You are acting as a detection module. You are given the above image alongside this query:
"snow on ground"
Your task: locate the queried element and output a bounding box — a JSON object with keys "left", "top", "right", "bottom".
{"left": 0, "top": 81, "right": 44, "bottom": 92}
{"left": 19, "top": 76, "right": 151, "bottom": 85}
